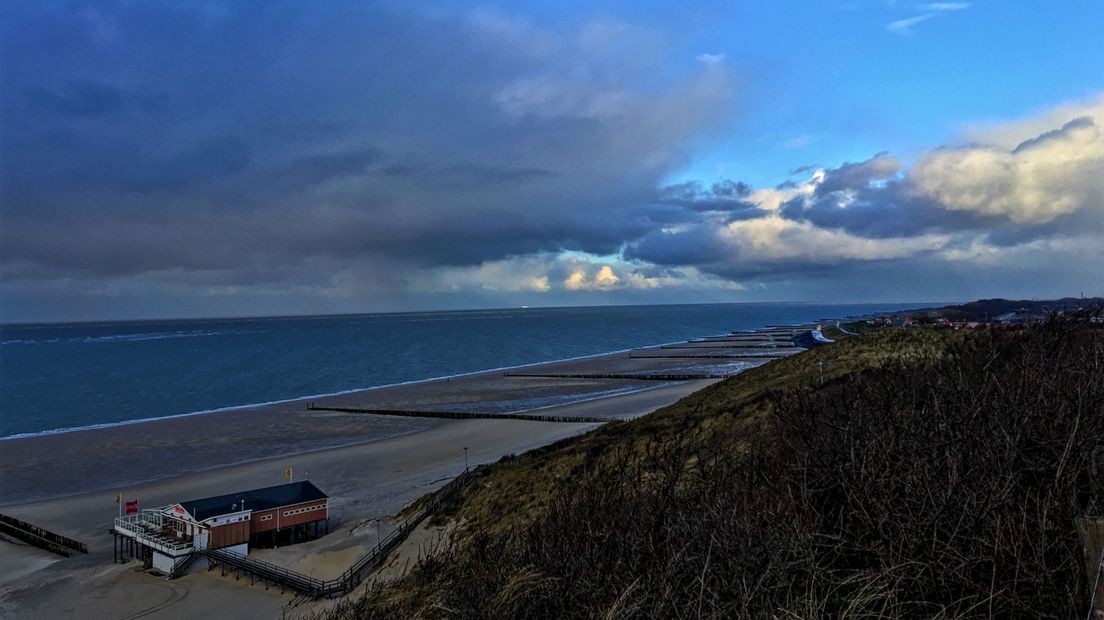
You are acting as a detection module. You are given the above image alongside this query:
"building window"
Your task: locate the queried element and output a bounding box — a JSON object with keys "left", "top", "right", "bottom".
{"left": 260, "top": 515, "right": 272, "bottom": 521}
{"left": 280, "top": 504, "right": 324, "bottom": 517}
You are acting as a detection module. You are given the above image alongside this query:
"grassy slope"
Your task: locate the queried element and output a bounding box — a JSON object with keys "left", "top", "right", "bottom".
{"left": 424, "top": 329, "right": 963, "bottom": 538}
{"left": 324, "top": 322, "right": 1102, "bottom": 618}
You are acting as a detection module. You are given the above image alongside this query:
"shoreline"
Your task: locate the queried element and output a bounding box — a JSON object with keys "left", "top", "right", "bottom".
{"left": 0, "top": 335, "right": 712, "bottom": 443}
{"left": 0, "top": 381, "right": 717, "bottom": 620}
{"left": 0, "top": 379, "right": 681, "bottom": 509}
{"left": 1, "top": 331, "right": 791, "bottom": 507}
{"left": 0, "top": 320, "right": 815, "bottom": 619}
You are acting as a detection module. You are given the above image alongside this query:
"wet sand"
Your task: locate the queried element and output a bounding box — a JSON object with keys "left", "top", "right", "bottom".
{"left": 0, "top": 342, "right": 785, "bottom": 506}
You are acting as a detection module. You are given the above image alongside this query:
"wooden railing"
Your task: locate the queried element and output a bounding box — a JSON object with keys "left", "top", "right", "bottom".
{"left": 199, "top": 470, "right": 477, "bottom": 599}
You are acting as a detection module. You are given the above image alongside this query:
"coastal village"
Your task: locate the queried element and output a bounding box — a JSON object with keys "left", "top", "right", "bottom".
{"left": 867, "top": 297, "right": 1104, "bottom": 330}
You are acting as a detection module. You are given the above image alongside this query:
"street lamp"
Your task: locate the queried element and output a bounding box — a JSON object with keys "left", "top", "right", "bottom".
{"left": 464, "top": 446, "right": 469, "bottom": 472}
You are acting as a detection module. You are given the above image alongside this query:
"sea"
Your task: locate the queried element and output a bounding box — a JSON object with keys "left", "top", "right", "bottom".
{"left": 0, "top": 302, "right": 924, "bottom": 440}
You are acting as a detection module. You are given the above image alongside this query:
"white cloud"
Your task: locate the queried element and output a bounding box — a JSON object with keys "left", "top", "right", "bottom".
{"left": 747, "top": 172, "right": 821, "bottom": 212}
{"left": 887, "top": 14, "right": 936, "bottom": 34}
{"left": 888, "top": 2, "right": 968, "bottom": 34}
{"left": 415, "top": 254, "right": 732, "bottom": 296}
{"left": 528, "top": 276, "right": 551, "bottom": 292}
{"left": 923, "top": 2, "right": 970, "bottom": 11}
{"left": 594, "top": 265, "right": 620, "bottom": 288}
{"left": 413, "top": 257, "right": 556, "bottom": 293}
{"left": 910, "top": 111, "right": 1104, "bottom": 223}
{"left": 720, "top": 215, "right": 950, "bottom": 264}
{"left": 695, "top": 52, "right": 726, "bottom": 66}
{"left": 629, "top": 94, "right": 1104, "bottom": 286}
{"left": 958, "top": 96, "right": 1104, "bottom": 149}
{"left": 564, "top": 264, "right": 620, "bottom": 290}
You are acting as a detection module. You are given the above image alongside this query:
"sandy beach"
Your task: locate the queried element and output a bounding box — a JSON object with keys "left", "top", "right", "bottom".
{"left": 0, "top": 332, "right": 804, "bottom": 619}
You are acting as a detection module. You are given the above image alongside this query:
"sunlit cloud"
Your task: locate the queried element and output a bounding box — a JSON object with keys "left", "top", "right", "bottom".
{"left": 911, "top": 114, "right": 1103, "bottom": 223}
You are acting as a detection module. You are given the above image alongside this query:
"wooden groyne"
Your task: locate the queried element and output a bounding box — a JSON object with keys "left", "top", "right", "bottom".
{"left": 503, "top": 368, "right": 728, "bottom": 379}
{"left": 658, "top": 344, "right": 799, "bottom": 350}
{"left": 307, "top": 404, "right": 612, "bottom": 424}
{"left": 692, "top": 339, "right": 786, "bottom": 344}
{"left": 628, "top": 353, "right": 784, "bottom": 360}
{"left": 693, "top": 336, "right": 790, "bottom": 343}
{"left": 0, "top": 513, "right": 88, "bottom": 557}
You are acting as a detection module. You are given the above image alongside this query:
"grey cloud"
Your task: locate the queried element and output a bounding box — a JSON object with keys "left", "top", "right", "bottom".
{"left": 777, "top": 178, "right": 989, "bottom": 238}
{"left": 381, "top": 162, "right": 556, "bottom": 189}
{"left": 2, "top": 0, "right": 1097, "bottom": 321}
{"left": 126, "top": 138, "right": 252, "bottom": 192}
{"left": 658, "top": 179, "right": 759, "bottom": 216}
{"left": 625, "top": 225, "right": 730, "bottom": 267}
{"left": 813, "top": 152, "right": 899, "bottom": 194}
{"left": 287, "top": 147, "right": 383, "bottom": 185}
{"left": 0, "top": 0, "right": 733, "bottom": 300}
{"left": 773, "top": 148, "right": 1082, "bottom": 241}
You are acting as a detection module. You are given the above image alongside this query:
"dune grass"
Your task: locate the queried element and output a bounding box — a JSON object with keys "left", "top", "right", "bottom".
{"left": 315, "top": 317, "right": 1102, "bottom": 619}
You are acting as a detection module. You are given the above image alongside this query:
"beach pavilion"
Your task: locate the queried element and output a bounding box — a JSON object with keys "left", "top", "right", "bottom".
{"left": 111, "top": 480, "right": 329, "bottom": 574}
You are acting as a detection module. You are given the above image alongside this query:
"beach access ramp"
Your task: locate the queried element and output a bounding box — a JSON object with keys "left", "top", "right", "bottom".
{"left": 183, "top": 470, "right": 476, "bottom": 600}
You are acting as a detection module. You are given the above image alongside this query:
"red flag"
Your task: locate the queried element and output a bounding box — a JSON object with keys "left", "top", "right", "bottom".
{"left": 124, "top": 500, "right": 139, "bottom": 515}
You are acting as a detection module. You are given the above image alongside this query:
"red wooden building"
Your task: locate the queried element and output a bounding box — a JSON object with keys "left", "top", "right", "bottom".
{"left": 113, "top": 480, "right": 329, "bottom": 573}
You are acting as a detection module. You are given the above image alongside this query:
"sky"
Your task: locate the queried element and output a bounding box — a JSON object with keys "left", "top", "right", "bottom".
{"left": 1, "top": 0, "right": 1102, "bottom": 322}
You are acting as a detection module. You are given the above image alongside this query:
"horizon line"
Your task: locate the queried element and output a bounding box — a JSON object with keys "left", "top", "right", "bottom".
{"left": 0, "top": 298, "right": 962, "bottom": 328}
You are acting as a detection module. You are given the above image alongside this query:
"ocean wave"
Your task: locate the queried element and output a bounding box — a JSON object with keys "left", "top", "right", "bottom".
{"left": 1, "top": 329, "right": 244, "bottom": 345}
{"left": 0, "top": 338, "right": 702, "bottom": 441}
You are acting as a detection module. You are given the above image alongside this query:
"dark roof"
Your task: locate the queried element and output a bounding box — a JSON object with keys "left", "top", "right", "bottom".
{"left": 180, "top": 480, "right": 327, "bottom": 522}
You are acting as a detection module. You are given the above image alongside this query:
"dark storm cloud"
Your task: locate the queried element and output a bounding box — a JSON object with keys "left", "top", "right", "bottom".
{"left": 776, "top": 177, "right": 988, "bottom": 239}
{"left": 658, "top": 179, "right": 760, "bottom": 218}
{"left": 0, "top": 0, "right": 733, "bottom": 299}
{"left": 126, "top": 138, "right": 252, "bottom": 192}
{"left": 287, "top": 148, "right": 383, "bottom": 185}
{"left": 2, "top": 2, "right": 1100, "bottom": 321}
{"left": 380, "top": 162, "right": 556, "bottom": 189}
{"left": 626, "top": 225, "right": 730, "bottom": 267}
